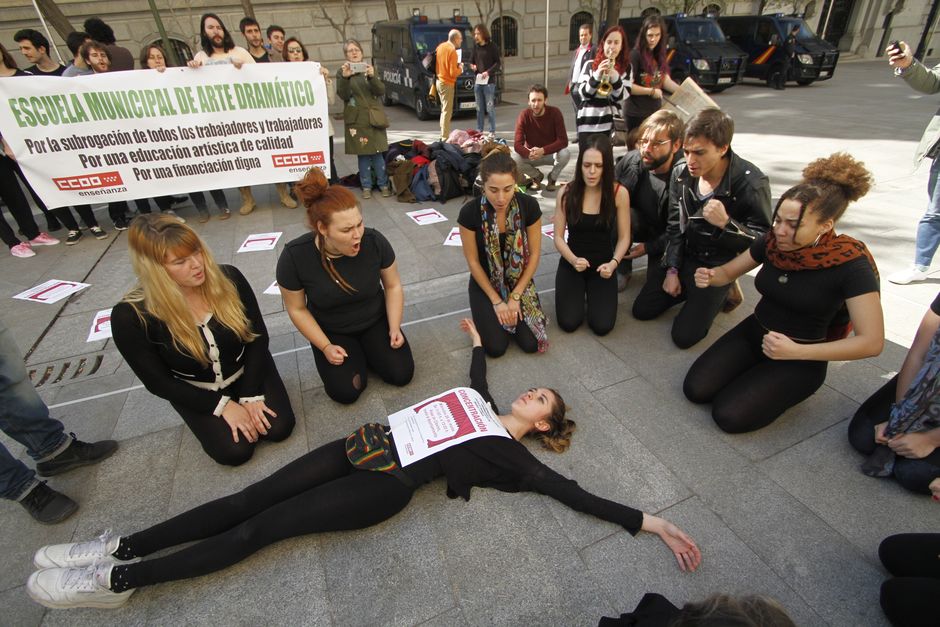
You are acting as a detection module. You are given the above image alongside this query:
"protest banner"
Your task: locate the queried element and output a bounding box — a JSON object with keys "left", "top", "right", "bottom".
{"left": 0, "top": 63, "right": 330, "bottom": 207}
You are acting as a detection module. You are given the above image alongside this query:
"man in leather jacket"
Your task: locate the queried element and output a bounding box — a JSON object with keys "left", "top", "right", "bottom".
{"left": 633, "top": 108, "right": 771, "bottom": 348}
{"left": 614, "top": 110, "right": 685, "bottom": 291}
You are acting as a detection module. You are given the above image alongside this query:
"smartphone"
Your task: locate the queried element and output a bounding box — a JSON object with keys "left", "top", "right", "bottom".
{"left": 888, "top": 40, "right": 901, "bottom": 55}
{"left": 349, "top": 62, "right": 368, "bottom": 74}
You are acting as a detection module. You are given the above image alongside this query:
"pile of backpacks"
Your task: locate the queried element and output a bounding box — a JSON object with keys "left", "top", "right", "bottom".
{"left": 384, "top": 130, "right": 507, "bottom": 204}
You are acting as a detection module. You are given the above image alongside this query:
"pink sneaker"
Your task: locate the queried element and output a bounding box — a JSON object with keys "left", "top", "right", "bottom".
{"left": 11, "top": 243, "right": 36, "bottom": 258}
{"left": 30, "top": 232, "right": 60, "bottom": 246}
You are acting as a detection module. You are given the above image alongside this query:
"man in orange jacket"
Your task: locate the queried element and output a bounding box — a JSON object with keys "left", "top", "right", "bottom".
{"left": 435, "top": 29, "right": 464, "bottom": 140}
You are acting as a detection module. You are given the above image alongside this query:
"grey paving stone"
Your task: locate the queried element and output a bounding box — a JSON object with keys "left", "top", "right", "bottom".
{"left": 582, "top": 497, "right": 825, "bottom": 626}
{"left": 432, "top": 490, "right": 616, "bottom": 626}
{"left": 691, "top": 464, "right": 889, "bottom": 626}
{"left": 0, "top": 496, "right": 81, "bottom": 593}
{"left": 319, "top": 488, "right": 454, "bottom": 626}
{"left": 0, "top": 585, "right": 44, "bottom": 626}
{"left": 111, "top": 387, "right": 180, "bottom": 441}
{"left": 761, "top": 420, "right": 940, "bottom": 560}
{"left": 823, "top": 357, "right": 894, "bottom": 406}
{"left": 23, "top": 311, "right": 112, "bottom": 365}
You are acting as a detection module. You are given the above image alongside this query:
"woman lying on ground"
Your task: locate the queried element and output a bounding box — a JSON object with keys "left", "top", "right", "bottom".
{"left": 111, "top": 214, "right": 295, "bottom": 465}
{"left": 553, "top": 134, "right": 631, "bottom": 336}
{"left": 26, "top": 319, "right": 701, "bottom": 610}
{"left": 684, "top": 153, "right": 884, "bottom": 433}
{"left": 850, "top": 291, "right": 940, "bottom": 496}
{"left": 277, "top": 167, "right": 414, "bottom": 404}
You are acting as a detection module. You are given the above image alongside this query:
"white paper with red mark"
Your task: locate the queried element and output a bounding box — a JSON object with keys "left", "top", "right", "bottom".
{"left": 263, "top": 280, "right": 280, "bottom": 295}
{"left": 87, "top": 308, "right": 113, "bottom": 342}
{"left": 443, "top": 226, "right": 463, "bottom": 247}
{"left": 14, "top": 279, "right": 90, "bottom": 304}
{"left": 237, "top": 232, "right": 282, "bottom": 253}
{"left": 541, "top": 223, "right": 568, "bottom": 241}
{"left": 406, "top": 208, "right": 448, "bottom": 225}
{"left": 389, "top": 387, "right": 509, "bottom": 466}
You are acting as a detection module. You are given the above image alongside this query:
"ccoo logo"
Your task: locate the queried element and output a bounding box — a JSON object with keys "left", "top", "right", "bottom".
{"left": 272, "top": 151, "right": 325, "bottom": 167}
{"left": 53, "top": 171, "right": 123, "bottom": 190}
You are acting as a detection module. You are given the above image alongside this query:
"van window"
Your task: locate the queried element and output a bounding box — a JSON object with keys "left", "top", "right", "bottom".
{"left": 780, "top": 19, "right": 816, "bottom": 40}
{"left": 675, "top": 19, "right": 725, "bottom": 44}
{"left": 756, "top": 19, "right": 776, "bottom": 45}
{"left": 718, "top": 18, "right": 750, "bottom": 40}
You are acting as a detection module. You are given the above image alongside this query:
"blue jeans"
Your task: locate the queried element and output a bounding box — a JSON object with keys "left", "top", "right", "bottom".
{"left": 0, "top": 319, "right": 69, "bottom": 500}
{"left": 915, "top": 157, "right": 940, "bottom": 268}
{"left": 475, "top": 83, "right": 496, "bottom": 133}
{"left": 357, "top": 153, "right": 389, "bottom": 190}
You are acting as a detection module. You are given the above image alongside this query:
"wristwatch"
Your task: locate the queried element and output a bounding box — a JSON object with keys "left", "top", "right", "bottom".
{"left": 510, "top": 292, "right": 521, "bottom": 301}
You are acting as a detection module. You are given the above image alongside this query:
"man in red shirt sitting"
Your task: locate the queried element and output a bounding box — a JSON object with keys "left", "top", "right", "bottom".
{"left": 512, "top": 85, "right": 571, "bottom": 192}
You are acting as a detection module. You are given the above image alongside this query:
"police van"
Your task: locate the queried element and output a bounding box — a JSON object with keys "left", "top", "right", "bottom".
{"left": 717, "top": 14, "right": 839, "bottom": 87}
{"left": 373, "top": 14, "right": 493, "bottom": 121}
{"left": 619, "top": 14, "right": 747, "bottom": 92}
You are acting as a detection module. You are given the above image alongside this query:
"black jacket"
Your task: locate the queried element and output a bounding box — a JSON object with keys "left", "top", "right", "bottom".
{"left": 614, "top": 149, "right": 684, "bottom": 260}
{"left": 663, "top": 148, "right": 771, "bottom": 269}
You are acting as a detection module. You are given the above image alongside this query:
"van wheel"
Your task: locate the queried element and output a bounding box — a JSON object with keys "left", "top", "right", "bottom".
{"left": 766, "top": 64, "right": 785, "bottom": 88}
{"left": 382, "top": 93, "right": 393, "bottom": 106}
{"left": 796, "top": 78, "right": 814, "bottom": 86}
{"left": 415, "top": 93, "right": 432, "bottom": 121}
{"left": 709, "top": 86, "right": 729, "bottom": 93}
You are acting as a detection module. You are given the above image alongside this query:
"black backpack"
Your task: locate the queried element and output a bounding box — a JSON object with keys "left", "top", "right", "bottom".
{"left": 436, "top": 158, "right": 465, "bottom": 201}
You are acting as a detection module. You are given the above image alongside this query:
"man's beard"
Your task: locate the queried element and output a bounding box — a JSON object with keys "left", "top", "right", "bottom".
{"left": 642, "top": 151, "right": 672, "bottom": 172}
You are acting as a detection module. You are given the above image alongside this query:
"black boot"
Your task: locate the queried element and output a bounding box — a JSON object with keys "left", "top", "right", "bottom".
{"left": 36, "top": 435, "right": 118, "bottom": 477}
{"left": 19, "top": 481, "right": 78, "bottom": 524}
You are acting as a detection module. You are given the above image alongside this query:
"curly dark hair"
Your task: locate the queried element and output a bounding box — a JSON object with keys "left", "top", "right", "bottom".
{"left": 776, "top": 152, "right": 873, "bottom": 225}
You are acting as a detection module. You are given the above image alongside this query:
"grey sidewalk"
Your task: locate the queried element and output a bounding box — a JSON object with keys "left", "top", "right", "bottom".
{"left": 0, "top": 60, "right": 938, "bottom": 625}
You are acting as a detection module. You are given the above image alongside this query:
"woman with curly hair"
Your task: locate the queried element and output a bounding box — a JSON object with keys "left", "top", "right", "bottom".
{"left": 111, "top": 214, "right": 295, "bottom": 464}
{"left": 26, "top": 319, "right": 701, "bottom": 611}
{"left": 624, "top": 15, "right": 680, "bottom": 134}
{"left": 684, "top": 153, "right": 884, "bottom": 433}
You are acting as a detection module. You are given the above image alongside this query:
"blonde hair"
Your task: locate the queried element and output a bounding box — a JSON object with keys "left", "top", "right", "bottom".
{"left": 122, "top": 214, "right": 257, "bottom": 366}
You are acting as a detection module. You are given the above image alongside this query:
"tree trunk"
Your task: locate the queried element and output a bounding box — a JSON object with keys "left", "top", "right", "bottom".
{"left": 33, "top": 0, "right": 74, "bottom": 41}
{"left": 605, "top": 0, "right": 622, "bottom": 32}
{"left": 385, "top": 0, "right": 399, "bottom": 20}
{"left": 240, "top": 0, "right": 256, "bottom": 20}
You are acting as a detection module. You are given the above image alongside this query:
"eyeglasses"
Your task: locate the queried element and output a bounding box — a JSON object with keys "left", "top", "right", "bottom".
{"left": 637, "top": 138, "right": 671, "bottom": 148}
{"left": 287, "top": 48, "right": 303, "bottom": 53}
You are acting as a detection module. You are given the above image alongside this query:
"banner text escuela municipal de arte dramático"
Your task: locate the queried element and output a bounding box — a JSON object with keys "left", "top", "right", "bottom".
{"left": 0, "top": 63, "right": 329, "bottom": 206}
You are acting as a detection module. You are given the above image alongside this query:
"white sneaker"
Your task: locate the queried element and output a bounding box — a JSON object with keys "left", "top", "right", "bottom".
{"left": 27, "top": 562, "right": 134, "bottom": 609}
{"left": 34, "top": 529, "right": 124, "bottom": 569}
{"left": 887, "top": 266, "right": 928, "bottom": 285}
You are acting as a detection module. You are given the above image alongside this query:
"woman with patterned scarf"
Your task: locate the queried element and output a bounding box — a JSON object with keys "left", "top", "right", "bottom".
{"left": 850, "top": 293, "right": 940, "bottom": 497}
{"left": 683, "top": 153, "right": 884, "bottom": 433}
{"left": 458, "top": 151, "right": 548, "bottom": 356}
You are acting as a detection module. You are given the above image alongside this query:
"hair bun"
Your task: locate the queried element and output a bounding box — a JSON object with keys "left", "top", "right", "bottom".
{"left": 295, "top": 167, "right": 329, "bottom": 205}
{"left": 802, "top": 152, "right": 872, "bottom": 203}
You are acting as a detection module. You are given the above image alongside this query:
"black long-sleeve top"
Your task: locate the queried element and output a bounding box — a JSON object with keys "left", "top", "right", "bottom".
{"left": 470, "top": 40, "right": 501, "bottom": 76}
{"left": 111, "top": 265, "right": 270, "bottom": 417}
{"left": 400, "top": 347, "right": 644, "bottom": 536}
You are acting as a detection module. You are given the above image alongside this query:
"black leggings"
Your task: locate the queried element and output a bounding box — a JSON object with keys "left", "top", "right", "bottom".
{"left": 684, "top": 315, "right": 828, "bottom": 433}
{"left": 171, "top": 357, "right": 295, "bottom": 466}
{"left": 468, "top": 280, "right": 539, "bottom": 357}
{"left": 879, "top": 533, "right": 940, "bottom": 627}
{"left": 632, "top": 261, "right": 730, "bottom": 349}
{"left": 0, "top": 157, "right": 41, "bottom": 247}
{"left": 313, "top": 315, "right": 415, "bottom": 404}
{"left": 555, "top": 258, "right": 617, "bottom": 335}
{"left": 848, "top": 376, "right": 940, "bottom": 494}
{"left": 113, "top": 438, "right": 414, "bottom": 591}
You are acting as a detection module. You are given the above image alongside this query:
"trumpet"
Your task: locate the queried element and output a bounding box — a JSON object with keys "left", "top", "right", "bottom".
{"left": 596, "top": 51, "right": 615, "bottom": 98}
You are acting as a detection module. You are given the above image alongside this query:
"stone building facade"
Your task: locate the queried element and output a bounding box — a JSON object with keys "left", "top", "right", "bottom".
{"left": 0, "top": 0, "right": 937, "bottom": 76}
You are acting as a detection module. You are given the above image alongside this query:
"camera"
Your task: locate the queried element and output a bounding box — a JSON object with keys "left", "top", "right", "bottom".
{"left": 349, "top": 62, "right": 368, "bottom": 74}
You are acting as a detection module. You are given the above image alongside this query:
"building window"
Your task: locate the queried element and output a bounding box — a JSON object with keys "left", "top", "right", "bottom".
{"left": 569, "top": 12, "right": 594, "bottom": 50}
{"left": 491, "top": 16, "right": 518, "bottom": 57}
{"left": 640, "top": 7, "right": 662, "bottom": 18}
{"left": 703, "top": 3, "right": 722, "bottom": 16}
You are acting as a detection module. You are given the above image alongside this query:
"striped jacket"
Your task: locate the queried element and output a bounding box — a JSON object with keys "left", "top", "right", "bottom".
{"left": 575, "top": 61, "right": 630, "bottom": 135}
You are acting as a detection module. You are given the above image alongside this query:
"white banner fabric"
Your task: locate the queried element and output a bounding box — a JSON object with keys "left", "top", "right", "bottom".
{"left": 0, "top": 63, "right": 330, "bottom": 207}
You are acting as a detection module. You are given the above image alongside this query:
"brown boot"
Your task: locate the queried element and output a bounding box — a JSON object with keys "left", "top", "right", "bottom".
{"left": 276, "top": 183, "right": 297, "bottom": 209}
{"left": 238, "top": 187, "right": 257, "bottom": 215}
{"left": 722, "top": 279, "right": 744, "bottom": 313}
